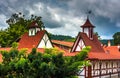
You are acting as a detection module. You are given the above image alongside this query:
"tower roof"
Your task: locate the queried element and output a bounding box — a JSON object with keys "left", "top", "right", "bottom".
{"left": 81, "top": 18, "right": 95, "bottom": 28}
{"left": 28, "top": 21, "right": 40, "bottom": 28}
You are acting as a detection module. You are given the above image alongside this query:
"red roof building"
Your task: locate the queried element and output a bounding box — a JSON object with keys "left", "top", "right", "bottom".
{"left": 18, "top": 21, "right": 53, "bottom": 49}
{"left": 52, "top": 18, "right": 120, "bottom": 78}
{"left": 0, "top": 17, "right": 120, "bottom": 78}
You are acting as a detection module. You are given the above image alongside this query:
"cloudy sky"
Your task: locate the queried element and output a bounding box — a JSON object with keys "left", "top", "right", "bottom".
{"left": 0, "top": 0, "right": 120, "bottom": 39}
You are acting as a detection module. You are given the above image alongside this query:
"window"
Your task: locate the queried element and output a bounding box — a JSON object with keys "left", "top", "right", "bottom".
{"left": 90, "top": 28, "right": 93, "bottom": 38}
{"left": 31, "top": 30, "right": 33, "bottom": 35}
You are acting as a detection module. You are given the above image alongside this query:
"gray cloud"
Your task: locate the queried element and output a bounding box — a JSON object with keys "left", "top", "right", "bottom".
{"left": 0, "top": 0, "right": 120, "bottom": 39}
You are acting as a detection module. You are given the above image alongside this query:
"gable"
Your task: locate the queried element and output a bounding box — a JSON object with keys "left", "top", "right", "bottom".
{"left": 75, "top": 39, "right": 85, "bottom": 51}
{"left": 37, "top": 33, "right": 53, "bottom": 48}
{"left": 18, "top": 30, "right": 46, "bottom": 49}
{"left": 71, "top": 34, "right": 85, "bottom": 52}
{"left": 71, "top": 32, "right": 105, "bottom": 52}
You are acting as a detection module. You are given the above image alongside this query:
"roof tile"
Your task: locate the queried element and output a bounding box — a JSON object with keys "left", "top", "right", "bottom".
{"left": 18, "top": 30, "right": 46, "bottom": 49}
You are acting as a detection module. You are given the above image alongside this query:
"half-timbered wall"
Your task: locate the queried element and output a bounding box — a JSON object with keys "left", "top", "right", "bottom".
{"left": 75, "top": 39, "right": 85, "bottom": 51}
{"left": 78, "top": 60, "right": 120, "bottom": 78}
{"left": 37, "top": 33, "right": 53, "bottom": 48}
{"left": 90, "top": 60, "right": 120, "bottom": 78}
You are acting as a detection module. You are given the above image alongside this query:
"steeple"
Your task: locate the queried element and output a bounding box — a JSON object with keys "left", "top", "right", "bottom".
{"left": 28, "top": 21, "right": 40, "bottom": 36}
{"left": 81, "top": 17, "right": 95, "bottom": 40}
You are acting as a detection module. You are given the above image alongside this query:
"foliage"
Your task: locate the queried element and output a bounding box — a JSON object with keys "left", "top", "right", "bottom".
{"left": 49, "top": 33, "right": 75, "bottom": 42}
{"left": 113, "top": 32, "right": 120, "bottom": 45}
{"left": 0, "top": 12, "right": 44, "bottom": 47}
{"left": 94, "top": 32, "right": 101, "bottom": 40}
{"left": 11, "top": 42, "right": 18, "bottom": 49}
{"left": 0, "top": 47, "right": 90, "bottom": 78}
{"left": 100, "top": 39, "right": 114, "bottom": 46}
{"left": 0, "top": 12, "right": 76, "bottom": 47}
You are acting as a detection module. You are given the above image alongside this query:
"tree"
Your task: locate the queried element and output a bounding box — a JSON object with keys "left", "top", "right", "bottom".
{"left": 0, "top": 12, "right": 44, "bottom": 47}
{"left": 49, "top": 33, "right": 75, "bottom": 42}
{"left": 113, "top": 32, "right": 120, "bottom": 45}
{"left": 94, "top": 32, "right": 101, "bottom": 40}
{"left": 0, "top": 46, "right": 91, "bottom": 78}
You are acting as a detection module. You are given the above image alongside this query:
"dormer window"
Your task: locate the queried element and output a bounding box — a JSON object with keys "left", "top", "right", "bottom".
{"left": 29, "top": 29, "right": 35, "bottom": 36}
{"left": 28, "top": 21, "right": 40, "bottom": 36}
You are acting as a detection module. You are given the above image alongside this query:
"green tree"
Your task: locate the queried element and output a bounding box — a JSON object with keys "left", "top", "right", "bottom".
{"left": 49, "top": 33, "right": 75, "bottom": 42}
{"left": 94, "top": 32, "right": 101, "bottom": 40}
{"left": 113, "top": 32, "right": 120, "bottom": 45}
{"left": 0, "top": 47, "right": 90, "bottom": 78}
{"left": 0, "top": 12, "right": 44, "bottom": 47}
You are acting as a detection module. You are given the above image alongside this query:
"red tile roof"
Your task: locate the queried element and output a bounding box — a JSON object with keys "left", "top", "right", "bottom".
{"left": 53, "top": 44, "right": 77, "bottom": 56}
{"left": 81, "top": 18, "right": 95, "bottom": 28}
{"left": 0, "top": 45, "right": 120, "bottom": 62}
{"left": 0, "top": 47, "right": 11, "bottom": 51}
{"left": 72, "top": 32, "right": 104, "bottom": 52}
{"left": 18, "top": 30, "right": 46, "bottom": 49}
{"left": 88, "top": 46, "right": 120, "bottom": 60}
{"left": 104, "top": 46, "right": 120, "bottom": 56}
{"left": 88, "top": 52, "right": 120, "bottom": 60}
{"left": 52, "top": 40, "right": 73, "bottom": 47}
{"left": 81, "top": 33, "right": 104, "bottom": 52}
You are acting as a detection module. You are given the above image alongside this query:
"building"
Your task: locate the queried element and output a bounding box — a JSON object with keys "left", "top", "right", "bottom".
{"left": 52, "top": 17, "right": 120, "bottom": 78}
{"left": 0, "top": 21, "right": 53, "bottom": 62}
{"left": 0, "top": 17, "right": 120, "bottom": 78}
{"left": 18, "top": 21, "right": 53, "bottom": 49}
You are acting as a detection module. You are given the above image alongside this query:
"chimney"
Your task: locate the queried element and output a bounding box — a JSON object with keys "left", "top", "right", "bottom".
{"left": 108, "top": 40, "right": 111, "bottom": 47}
{"left": 118, "top": 44, "right": 120, "bottom": 52}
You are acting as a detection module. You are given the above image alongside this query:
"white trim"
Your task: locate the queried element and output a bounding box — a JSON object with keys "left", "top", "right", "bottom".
{"left": 71, "top": 36, "right": 80, "bottom": 52}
